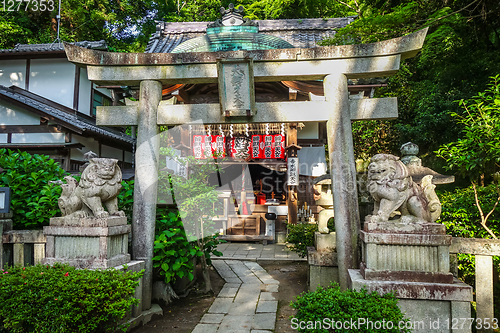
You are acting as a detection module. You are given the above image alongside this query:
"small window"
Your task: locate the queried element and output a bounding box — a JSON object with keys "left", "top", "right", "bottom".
{"left": 92, "top": 91, "right": 112, "bottom": 116}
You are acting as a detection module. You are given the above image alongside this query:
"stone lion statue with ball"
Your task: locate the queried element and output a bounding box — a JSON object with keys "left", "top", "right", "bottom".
{"left": 366, "top": 154, "right": 441, "bottom": 224}
{"left": 58, "top": 158, "right": 125, "bottom": 218}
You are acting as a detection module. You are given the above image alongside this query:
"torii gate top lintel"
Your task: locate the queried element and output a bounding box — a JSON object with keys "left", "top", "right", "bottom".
{"left": 63, "top": 28, "right": 427, "bottom": 89}
{"left": 64, "top": 28, "right": 427, "bottom": 70}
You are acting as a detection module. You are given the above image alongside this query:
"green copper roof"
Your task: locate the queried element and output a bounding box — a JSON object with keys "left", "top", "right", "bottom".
{"left": 171, "top": 25, "right": 294, "bottom": 53}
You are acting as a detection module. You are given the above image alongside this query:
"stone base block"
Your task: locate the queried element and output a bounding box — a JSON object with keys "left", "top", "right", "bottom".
{"left": 309, "top": 265, "right": 339, "bottom": 291}
{"left": 122, "top": 304, "right": 163, "bottom": 332}
{"left": 307, "top": 245, "right": 339, "bottom": 291}
{"left": 113, "top": 260, "right": 145, "bottom": 318}
{"left": 364, "top": 221, "right": 447, "bottom": 235}
{"left": 349, "top": 269, "right": 472, "bottom": 333}
{"left": 43, "top": 253, "right": 131, "bottom": 269}
{"left": 49, "top": 216, "right": 126, "bottom": 227}
{"left": 307, "top": 246, "right": 337, "bottom": 266}
{"left": 315, "top": 232, "right": 336, "bottom": 252}
{"left": 361, "top": 230, "right": 451, "bottom": 280}
{"left": 360, "top": 262, "right": 454, "bottom": 284}
{"left": 43, "top": 221, "right": 131, "bottom": 270}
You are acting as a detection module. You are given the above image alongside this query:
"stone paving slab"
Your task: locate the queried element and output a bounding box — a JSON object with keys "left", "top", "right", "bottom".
{"left": 216, "top": 243, "right": 306, "bottom": 262}
{"left": 208, "top": 298, "right": 233, "bottom": 314}
{"left": 201, "top": 313, "right": 225, "bottom": 324}
{"left": 193, "top": 259, "right": 280, "bottom": 332}
{"left": 256, "top": 300, "right": 278, "bottom": 313}
{"left": 191, "top": 323, "right": 219, "bottom": 333}
{"left": 259, "top": 292, "right": 276, "bottom": 301}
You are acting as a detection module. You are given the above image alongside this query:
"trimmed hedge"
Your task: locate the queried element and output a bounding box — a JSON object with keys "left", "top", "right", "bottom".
{"left": 0, "top": 263, "right": 143, "bottom": 333}
{"left": 291, "top": 283, "right": 411, "bottom": 333}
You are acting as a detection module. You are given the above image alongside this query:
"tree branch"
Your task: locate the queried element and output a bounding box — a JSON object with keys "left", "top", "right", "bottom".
{"left": 332, "top": 0, "right": 362, "bottom": 18}
{"left": 472, "top": 182, "right": 498, "bottom": 239}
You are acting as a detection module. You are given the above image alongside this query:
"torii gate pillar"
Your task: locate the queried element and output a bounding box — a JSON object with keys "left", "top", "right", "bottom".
{"left": 324, "top": 73, "right": 360, "bottom": 289}
{"left": 132, "top": 80, "right": 162, "bottom": 310}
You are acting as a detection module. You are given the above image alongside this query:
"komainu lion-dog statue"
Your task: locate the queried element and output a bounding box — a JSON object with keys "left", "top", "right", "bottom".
{"left": 367, "top": 154, "right": 441, "bottom": 223}
{"left": 58, "top": 158, "right": 125, "bottom": 218}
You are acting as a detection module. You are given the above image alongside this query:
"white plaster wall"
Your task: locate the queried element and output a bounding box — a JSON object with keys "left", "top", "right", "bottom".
{"left": 11, "top": 132, "right": 65, "bottom": 143}
{"left": 78, "top": 68, "right": 92, "bottom": 115}
{"left": 0, "top": 101, "right": 40, "bottom": 125}
{"left": 0, "top": 133, "right": 7, "bottom": 143}
{"left": 30, "top": 59, "right": 75, "bottom": 108}
{"left": 70, "top": 134, "right": 99, "bottom": 161}
{"left": 101, "top": 144, "right": 123, "bottom": 160}
{"left": 124, "top": 151, "right": 133, "bottom": 163}
{"left": 0, "top": 60, "right": 26, "bottom": 88}
{"left": 298, "top": 122, "right": 319, "bottom": 139}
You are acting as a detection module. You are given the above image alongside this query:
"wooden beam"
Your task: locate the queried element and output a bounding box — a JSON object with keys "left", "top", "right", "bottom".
{"left": 171, "top": 89, "right": 190, "bottom": 103}
{"left": 73, "top": 65, "right": 80, "bottom": 110}
{"left": 25, "top": 59, "right": 30, "bottom": 91}
{"left": 0, "top": 125, "right": 64, "bottom": 133}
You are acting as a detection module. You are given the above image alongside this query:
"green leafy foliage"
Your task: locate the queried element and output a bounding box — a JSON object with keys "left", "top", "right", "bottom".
{"left": 0, "top": 263, "right": 142, "bottom": 333}
{"left": 117, "top": 180, "right": 134, "bottom": 222}
{"left": 437, "top": 186, "right": 500, "bottom": 285}
{"left": 291, "top": 283, "right": 411, "bottom": 333}
{"left": 153, "top": 209, "right": 200, "bottom": 283}
{"left": 0, "top": 149, "right": 67, "bottom": 229}
{"left": 436, "top": 75, "right": 500, "bottom": 182}
{"left": 285, "top": 219, "right": 335, "bottom": 257}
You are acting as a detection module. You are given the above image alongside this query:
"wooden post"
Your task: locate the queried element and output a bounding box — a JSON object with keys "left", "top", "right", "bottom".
{"left": 324, "top": 73, "right": 360, "bottom": 290}
{"left": 132, "top": 80, "right": 162, "bottom": 311}
{"left": 287, "top": 123, "right": 299, "bottom": 225}
{"left": 476, "top": 255, "right": 494, "bottom": 332}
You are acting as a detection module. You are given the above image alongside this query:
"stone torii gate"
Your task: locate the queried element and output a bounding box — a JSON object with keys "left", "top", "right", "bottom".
{"left": 64, "top": 28, "right": 427, "bottom": 310}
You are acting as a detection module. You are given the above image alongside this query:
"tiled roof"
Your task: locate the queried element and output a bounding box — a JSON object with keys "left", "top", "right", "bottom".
{"left": 0, "top": 85, "right": 134, "bottom": 145}
{"left": 0, "top": 40, "right": 107, "bottom": 54}
{"left": 146, "top": 17, "right": 355, "bottom": 53}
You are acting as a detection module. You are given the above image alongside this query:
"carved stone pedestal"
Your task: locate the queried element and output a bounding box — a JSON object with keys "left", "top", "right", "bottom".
{"left": 43, "top": 216, "right": 131, "bottom": 269}
{"left": 308, "top": 232, "right": 339, "bottom": 291}
{"left": 361, "top": 221, "right": 454, "bottom": 284}
{"left": 351, "top": 220, "right": 473, "bottom": 333}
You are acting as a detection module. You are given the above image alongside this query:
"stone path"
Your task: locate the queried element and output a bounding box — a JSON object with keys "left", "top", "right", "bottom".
{"left": 216, "top": 242, "right": 305, "bottom": 261}
{"left": 191, "top": 259, "right": 279, "bottom": 333}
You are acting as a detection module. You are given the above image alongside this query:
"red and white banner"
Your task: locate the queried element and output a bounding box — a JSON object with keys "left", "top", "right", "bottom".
{"left": 193, "top": 135, "right": 226, "bottom": 159}
{"left": 194, "top": 134, "right": 285, "bottom": 159}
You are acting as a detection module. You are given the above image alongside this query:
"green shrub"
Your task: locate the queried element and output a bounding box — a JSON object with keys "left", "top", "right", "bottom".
{"left": 153, "top": 208, "right": 224, "bottom": 284}
{"left": 153, "top": 209, "right": 201, "bottom": 283}
{"left": 286, "top": 218, "right": 335, "bottom": 257}
{"left": 0, "top": 149, "right": 67, "bottom": 229}
{"left": 291, "top": 283, "right": 411, "bottom": 333}
{"left": 0, "top": 263, "right": 142, "bottom": 333}
{"left": 117, "top": 180, "right": 134, "bottom": 222}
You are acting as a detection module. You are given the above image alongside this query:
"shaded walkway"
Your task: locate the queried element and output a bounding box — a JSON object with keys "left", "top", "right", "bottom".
{"left": 216, "top": 242, "right": 305, "bottom": 261}
{"left": 192, "top": 260, "right": 279, "bottom": 333}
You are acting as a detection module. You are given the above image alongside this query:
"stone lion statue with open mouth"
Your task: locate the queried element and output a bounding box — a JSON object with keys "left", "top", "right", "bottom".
{"left": 366, "top": 154, "right": 441, "bottom": 224}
